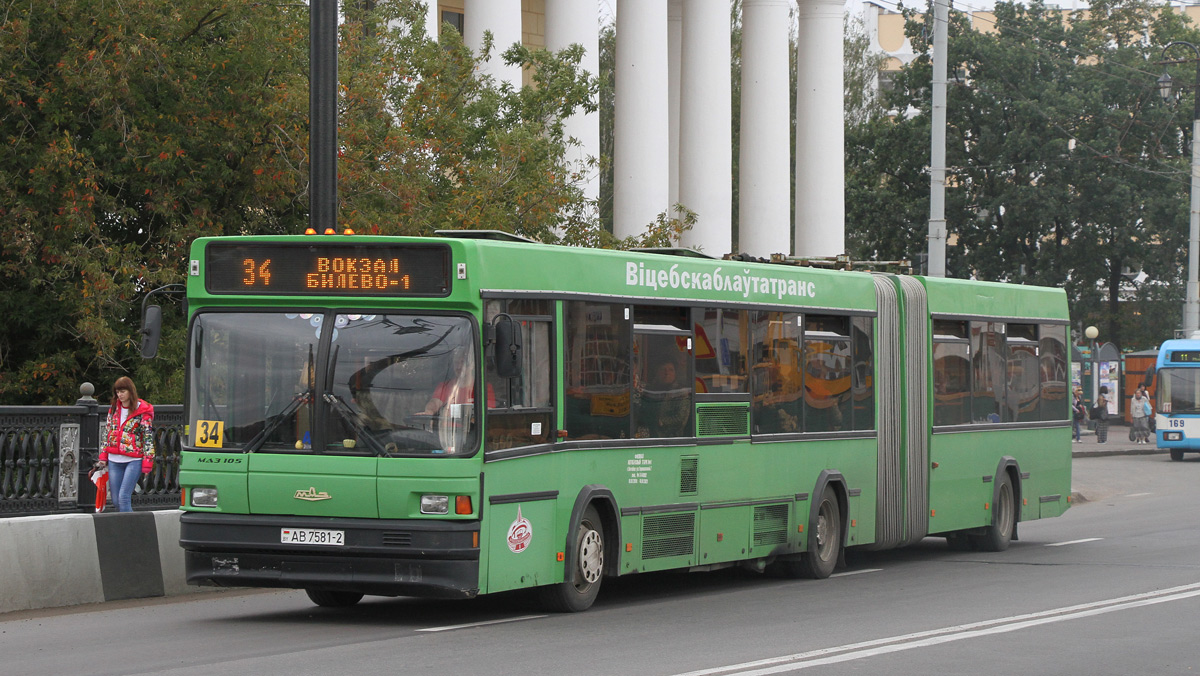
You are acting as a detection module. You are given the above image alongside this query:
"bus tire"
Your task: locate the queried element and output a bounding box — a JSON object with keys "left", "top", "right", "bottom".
{"left": 537, "top": 505, "right": 604, "bottom": 612}
{"left": 978, "top": 473, "right": 1015, "bottom": 552}
{"left": 305, "top": 589, "right": 364, "bottom": 608}
{"left": 796, "top": 486, "right": 842, "bottom": 579}
{"left": 1170, "top": 449, "right": 1184, "bottom": 461}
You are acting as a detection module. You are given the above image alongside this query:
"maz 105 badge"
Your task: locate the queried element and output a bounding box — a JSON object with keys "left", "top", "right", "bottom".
{"left": 507, "top": 506, "right": 532, "bottom": 554}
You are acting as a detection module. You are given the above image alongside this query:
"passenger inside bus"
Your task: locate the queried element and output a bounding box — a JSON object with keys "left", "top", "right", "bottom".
{"left": 638, "top": 355, "right": 692, "bottom": 437}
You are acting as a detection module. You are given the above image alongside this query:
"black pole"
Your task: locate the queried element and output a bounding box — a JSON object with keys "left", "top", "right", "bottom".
{"left": 311, "top": 0, "right": 338, "bottom": 233}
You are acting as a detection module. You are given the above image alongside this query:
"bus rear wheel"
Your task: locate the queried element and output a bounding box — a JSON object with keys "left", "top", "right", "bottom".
{"left": 305, "top": 589, "right": 364, "bottom": 608}
{"left": 537, "top": 505, "right": 604, "bottom": 612}
{"left": 977, "top": 473, "right": 1015, "bottom": 552}
{"left": 795, "top": 486, "right": 842, "bottom": 579}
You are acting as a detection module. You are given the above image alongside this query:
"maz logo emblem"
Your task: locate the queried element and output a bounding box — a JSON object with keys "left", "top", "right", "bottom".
{"left": 295, "top": 487, "right": 332, "bottom": 502}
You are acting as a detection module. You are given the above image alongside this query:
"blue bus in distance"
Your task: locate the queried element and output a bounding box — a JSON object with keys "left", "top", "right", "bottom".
{"left": 1153, "top": 339, "right": 1200, "bottom": 460}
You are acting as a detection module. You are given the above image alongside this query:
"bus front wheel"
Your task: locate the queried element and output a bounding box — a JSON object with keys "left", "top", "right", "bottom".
{"left": 1170, "top": 449, "right": 1184, "bottom": 461}
{"left": 305, "top": 589, "right": 364, "bottom": 608}
{"left": 977, "top": 473, "right": 1015, "bottom": 552}
{"left": 537, "top": 505, "right": 604, "bottom": 612}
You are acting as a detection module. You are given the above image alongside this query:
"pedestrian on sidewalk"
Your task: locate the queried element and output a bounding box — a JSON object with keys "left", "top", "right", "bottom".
{"left": 1131, "top": 385, "right": 1151, "bottom": 443}
{"left": 97, "top": 376, "right": 156, "bottom": 512}
{"left": 1094, "top": 386, "right": 1110, "bottom": 443}
{"left": 1072, "top": 388, "right": 1087, "bottom": 442}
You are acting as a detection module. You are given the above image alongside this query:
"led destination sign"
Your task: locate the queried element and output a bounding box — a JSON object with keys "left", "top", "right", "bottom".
{"left": 1169, "top": 350, "right": 1200, "bottom": 364}
{"left": 205, "top": 243, "right": 450, "bottom": 296}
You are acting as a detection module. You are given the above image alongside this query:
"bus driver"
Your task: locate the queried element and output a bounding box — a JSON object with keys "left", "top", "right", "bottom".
{"left": 422, "top": 351, "right": 496, "bottom": 416}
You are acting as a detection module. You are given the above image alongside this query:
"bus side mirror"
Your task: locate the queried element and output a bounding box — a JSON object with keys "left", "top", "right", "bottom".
{"left": 140, "top": 305, "right": 163, "bottom": 359}
{"left": 492, "top": 316, "right": 522, "bottom": 379}
{"left": 1142, "top": 366, "right": 1156, "bottom": 389}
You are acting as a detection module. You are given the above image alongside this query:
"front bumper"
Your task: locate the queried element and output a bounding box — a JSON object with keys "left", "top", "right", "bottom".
{"left": 180, "top": 511, "right": 480, "bottom": 598}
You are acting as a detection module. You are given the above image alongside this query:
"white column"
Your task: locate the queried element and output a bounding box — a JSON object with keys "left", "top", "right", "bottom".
{"left": 668, "top": 0, "right": 683, "bottom": 211}
{"left": 464, "top": 0, "right": 523, "bottom": 89}
{"left": 794, "top": 0, "right": 845, "bottom": 257}
{"left": 678, "top": 0, "right": 732, "bottom": 256}
{"left": 545, "top": 0, "right": 601, "bottom": 205}
{"left": 614, "top": 0, "right": 670, "bottom": 240}
{"left": 739, "top": 0, "right": 792, "bottom": 257}
{"left": 425, "top": 0, "right": 439, "bottom": 42}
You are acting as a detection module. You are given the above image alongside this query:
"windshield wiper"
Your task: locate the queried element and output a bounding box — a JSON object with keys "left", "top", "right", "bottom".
{"left": 243, "top": 390, "right": 312, "bottom": 453}
{"left": 323, "top": 393, "right": 392, "bottom": 458}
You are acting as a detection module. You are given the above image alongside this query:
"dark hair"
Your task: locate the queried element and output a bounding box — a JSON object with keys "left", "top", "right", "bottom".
{"left": 112, "top": 376, "right": 139, "bottom": 413}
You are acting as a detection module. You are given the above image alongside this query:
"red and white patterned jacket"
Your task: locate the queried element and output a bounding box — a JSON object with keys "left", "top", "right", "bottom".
{"left": 100, "top": 399, "right": 156, "bottom": 461}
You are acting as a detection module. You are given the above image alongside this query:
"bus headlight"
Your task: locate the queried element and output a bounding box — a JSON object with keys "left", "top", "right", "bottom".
{"left": 1165, "top": 432, "right": 1183, "bottom": 441}
{"left": 420, "top": 495, "right": 449, "bottom": 514}
{"left": 191, "top": 487, "right": 219, "bottom": 507}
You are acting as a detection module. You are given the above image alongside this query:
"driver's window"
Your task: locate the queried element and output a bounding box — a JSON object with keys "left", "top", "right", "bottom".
{"left": 324, "top": 314, "right": 479, "bottom": 455}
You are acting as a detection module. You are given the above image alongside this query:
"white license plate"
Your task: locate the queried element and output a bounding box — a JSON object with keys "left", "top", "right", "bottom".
{"left": 281, "top": 528, "right": 344, "bottom": 546}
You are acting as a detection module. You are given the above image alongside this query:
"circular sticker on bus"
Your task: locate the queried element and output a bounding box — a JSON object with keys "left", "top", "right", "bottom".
{"left": 507, "top": 507, "right": 532, "bottom": 554}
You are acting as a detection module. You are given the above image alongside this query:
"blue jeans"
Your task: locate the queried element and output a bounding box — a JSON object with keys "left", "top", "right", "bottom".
{"left": 1072, "top": 418, "right": 1082, "bottom": 441}
{"left": 107, "top": 460, "right": 141, "bottom": 512}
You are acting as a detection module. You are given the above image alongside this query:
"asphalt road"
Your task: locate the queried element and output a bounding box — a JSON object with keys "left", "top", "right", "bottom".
{"left": 3, "top": 454, "right": 1198, "bottom": 676}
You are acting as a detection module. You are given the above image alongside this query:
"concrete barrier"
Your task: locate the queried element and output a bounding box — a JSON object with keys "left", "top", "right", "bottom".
{"left": 0, "top": 510, "right": 210, "bottom": 615}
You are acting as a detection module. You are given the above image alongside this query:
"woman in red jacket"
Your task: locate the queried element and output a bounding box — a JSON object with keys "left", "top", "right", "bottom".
{"left": 98, "top": 376, "right": 155, "bottom": 512}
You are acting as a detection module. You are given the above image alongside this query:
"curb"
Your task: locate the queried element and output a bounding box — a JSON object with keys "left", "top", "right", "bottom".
{"left": 1072, "top": 447, "right": 1166, "bottom": 459}
{"left": 0, "top": 510, "right": 211, "bottom": 615}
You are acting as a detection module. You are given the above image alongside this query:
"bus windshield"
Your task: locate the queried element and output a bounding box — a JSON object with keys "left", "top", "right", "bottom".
{"left": 187, "top": 312, "right": 481, "bottom": 455}
{"left": 1159, "top": 368, "right": 1200, "bottom": 415}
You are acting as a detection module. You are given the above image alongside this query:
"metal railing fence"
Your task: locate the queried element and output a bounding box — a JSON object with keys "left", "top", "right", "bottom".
{"left": 0, "top": 384, "right": 182, "bottom": 517}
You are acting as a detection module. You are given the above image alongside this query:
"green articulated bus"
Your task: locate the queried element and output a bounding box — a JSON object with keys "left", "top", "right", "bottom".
{"left": 174, "top": 231, "right": 1073, "bottom": 611}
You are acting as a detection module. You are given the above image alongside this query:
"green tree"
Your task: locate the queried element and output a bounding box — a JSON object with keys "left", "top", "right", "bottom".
{"left": 0, "top": 0, "right": 667, "bottom": 405}
{"left": 846, "top": 0, "right": 1199, "bottom": 350}
{"left": 0, "top": 0, "right": 309, "bottom": 405}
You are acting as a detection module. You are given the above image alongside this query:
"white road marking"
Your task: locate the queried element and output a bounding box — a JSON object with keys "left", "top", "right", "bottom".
{"left": 1125, "top": 492, "right": 1152, "bottom": 498}
{"left": 670, "top": 582, "right": 1200, "bottom": 676}
{"left": 1045, "top": 537, "right": 1103, "bottom": 547}
{"left": 416, "top": 614, "right": 547, "bottom": 632}
{"left": 829, "top": 568, "right": 883, "bottom": 578}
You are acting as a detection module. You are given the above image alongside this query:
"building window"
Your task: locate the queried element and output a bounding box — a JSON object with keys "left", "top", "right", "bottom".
{"left": 441, "top": 10, "right": 464, "bottom": 35}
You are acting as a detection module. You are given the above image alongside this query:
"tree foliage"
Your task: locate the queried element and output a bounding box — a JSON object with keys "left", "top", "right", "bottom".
{"left": 846, "top": 0, "right": 1200, "bottom": 350}
{"left": 0, "top": 0, "right": 666, "bottom": 405}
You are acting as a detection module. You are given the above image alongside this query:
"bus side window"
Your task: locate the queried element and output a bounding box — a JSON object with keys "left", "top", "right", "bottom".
{"left": 1039, "top": 324, "right": 1068, "bottom": 422}
{"left": 750, "top": 311, "right": 803, "bottom": 434}
{"left": 485, "top": 300, "right": 555, "bottom": 452}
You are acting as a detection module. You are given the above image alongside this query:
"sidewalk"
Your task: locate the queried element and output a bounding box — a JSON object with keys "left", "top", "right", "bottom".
{"left": 1071, "top": 425, "right": 1164, "bottom": 458}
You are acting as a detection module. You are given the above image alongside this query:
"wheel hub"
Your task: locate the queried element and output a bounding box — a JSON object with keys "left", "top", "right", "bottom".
{"left": 577, "top": 528, "right": 603, "bottom": 585}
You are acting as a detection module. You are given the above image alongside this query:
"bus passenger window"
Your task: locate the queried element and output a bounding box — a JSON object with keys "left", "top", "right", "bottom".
{"left": 564, "top": 301, "right": 631, "bottom": 440}
{"left": 1039, "top": 324, "right": 1068, "bottom": 421}
{"left": 633, "top": 332, "right": 693, "bottom": 438}
{"left": 851, "top": 316, "right": 875, "bottom": 430}
{"left": 804, "top": 315, "right": 852, "bottom": 432}
{"left": 933, "top": 319, "right": 970, "bottom": 426}
{"left": 694, "top": 308, "right": 749, "bottom": 394}
{"left": 1006, "top": 324, "right": 1040, "bottom": 423}
{"left": 971, "top": 322, "right": 1005, "bottom": 423}
{"left": 750, "top": 311, "right": 803, "bottom": 434}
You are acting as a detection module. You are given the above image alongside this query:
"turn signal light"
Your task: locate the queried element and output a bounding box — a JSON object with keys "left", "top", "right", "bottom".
{"left": 455, "top": 495, "right": 473, "bottom": 515}
{"left": 343, "top": 228, "right": 355, "bottom": 235}
{"left": 304, "top": 227, "right": 317, "bottom": 235}
{"left": 323, "top": 227, "right": 336, "bottom": 235}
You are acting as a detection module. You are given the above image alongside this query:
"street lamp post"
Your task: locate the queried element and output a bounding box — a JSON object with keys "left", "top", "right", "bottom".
{"left": 1085, "top": 325, "right": 1099, "bottom": 408}
{"left": 1158, "top": 42, "right": 1200, "bottom": 336}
